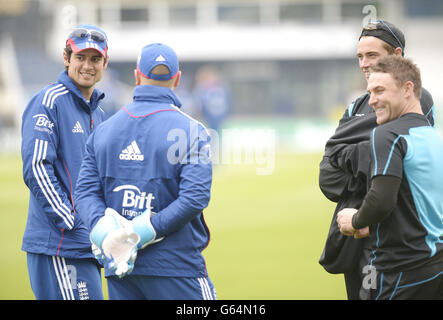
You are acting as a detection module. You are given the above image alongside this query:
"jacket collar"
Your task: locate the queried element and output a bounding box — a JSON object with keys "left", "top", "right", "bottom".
{"left": 133, "top": 85, "right": 182, "bottom": 108}
{"left": 57, "top": 70, "right": 105, "bottom": 112}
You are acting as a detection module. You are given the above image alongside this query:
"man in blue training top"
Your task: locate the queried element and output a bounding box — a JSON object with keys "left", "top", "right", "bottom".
{"left": 21, "top": 24, "right": 109, "bottom": 300}
{"left": 337, "top": 55, "right": 443, "bottom": 299}
{"left": 74, "top": 43, "right": 216, "bottom": 300}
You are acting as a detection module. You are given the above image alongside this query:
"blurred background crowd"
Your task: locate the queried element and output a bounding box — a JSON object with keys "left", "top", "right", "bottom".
{"left": 0, "top": 0, "right": 442, "bottom": 155}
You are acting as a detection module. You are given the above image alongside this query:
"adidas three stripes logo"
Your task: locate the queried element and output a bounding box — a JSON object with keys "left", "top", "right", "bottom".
{"left": 42, "top": 84, "right": 68, "bottom": 109}
{"left": 119, "top": 140, "right": 144, "bottom": 161}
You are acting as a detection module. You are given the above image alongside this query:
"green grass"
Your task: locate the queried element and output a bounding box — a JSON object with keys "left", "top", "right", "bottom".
{"left": 204, "top": 152, "right": 346, "bottom": 299}
{"left": 0, "top": 152, "right": 346, "bottom": 300}
{"left": 0, "top": 154, "right": 33, "bottom": 299}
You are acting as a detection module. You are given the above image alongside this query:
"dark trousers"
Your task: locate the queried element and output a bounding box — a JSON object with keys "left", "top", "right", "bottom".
{"left": 344, "top": 268, "right": 363, "bottom": 300}
{"left": 359, "top": 255, "right": 443, "bottom": 300}
{"left": 107, "top": 275, "right": 216, "bottom": 300}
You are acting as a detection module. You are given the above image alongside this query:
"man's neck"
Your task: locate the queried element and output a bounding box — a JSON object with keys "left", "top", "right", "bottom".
{"left": 79, "top": 87, "right": 94, "bottom": 101}
{"left": 400, "top": 99, "right": 423, "bottom": 117}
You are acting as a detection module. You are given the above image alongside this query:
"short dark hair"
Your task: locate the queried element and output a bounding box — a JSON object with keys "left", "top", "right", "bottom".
{"left": 381, "top": 42, "right": 396, "bottom": 55}
{"left": 64, "top": 45, "right": 73, "bottom": 71}
{"left": 370, "top": 55, "right": 422, "bottom": 99}
{"left": 151, "top": 64, "right": 171, "bottom": 76}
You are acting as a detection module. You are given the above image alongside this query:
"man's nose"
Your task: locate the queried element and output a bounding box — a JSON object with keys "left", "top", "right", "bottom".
{"left": 83, "top": 57, "right": 93, "bottom": 69}
{"left": 361, "top": 56, "right": 370, "bottom": 68}
{"left": 368, "top": 94, "right": 377, "bottom": 107}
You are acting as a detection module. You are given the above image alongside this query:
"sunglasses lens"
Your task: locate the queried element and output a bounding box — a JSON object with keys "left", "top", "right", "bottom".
{"left": 70, "top": 28, "right": 88, "bottom": 39}
{"left": 69, "top": 28, "right": 107, "bottom": 43}
{"left": 90, "top": 31, "right": 106, "bottom": 43}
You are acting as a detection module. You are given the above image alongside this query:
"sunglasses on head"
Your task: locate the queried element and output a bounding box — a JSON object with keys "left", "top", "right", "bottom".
{"left": 362, "top": 20, "right": 403, "bottom": 50}
{"left": 69, "top": 28, "right": 107, "bottom": 43}
{"left": 363, "top": 22, "right": 378, "bottom": 31}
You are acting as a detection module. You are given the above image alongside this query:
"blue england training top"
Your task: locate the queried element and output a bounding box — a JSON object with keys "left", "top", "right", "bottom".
{"left": 74, "top": 85, "right": 213, "bottom": 277}
{"left": 21, "top": 70, "right": 105, "bottom": 258}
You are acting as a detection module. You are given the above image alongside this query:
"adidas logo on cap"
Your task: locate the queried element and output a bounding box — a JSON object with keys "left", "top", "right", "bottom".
{"left": 72, "top": 121, "right": 84, "bottom": 133}
{"left": 119, "top": 140, "right": 144, "bottom": 161}
{"left": 155, "top": 55, "right": 166, "bottom": 62}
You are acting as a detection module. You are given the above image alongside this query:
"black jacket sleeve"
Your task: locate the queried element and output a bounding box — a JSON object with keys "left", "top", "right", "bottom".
{"left": 319, "top": 114, "right": 376, "bottom": 202}
{"left": 319, "top": 141, "right": 370, "bottom": 202}
{"left": 352, "top": 175, "right": 401, "bottom": 229}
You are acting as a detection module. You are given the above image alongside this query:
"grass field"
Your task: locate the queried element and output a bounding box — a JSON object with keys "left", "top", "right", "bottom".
{"left": 0, "top": 152, "right": 346, "bottom": 300}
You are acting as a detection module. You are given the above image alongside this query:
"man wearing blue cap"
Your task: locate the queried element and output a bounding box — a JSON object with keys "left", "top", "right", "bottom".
{"left": 21, "top": 24, "right": 109, "bottom": 299}
{"left": 74, "top": 43, "right": 216, "bottom": 299}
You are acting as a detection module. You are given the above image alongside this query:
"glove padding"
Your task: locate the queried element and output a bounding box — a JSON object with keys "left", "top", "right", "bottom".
{"left": 126, "top": 209, "right": 158, "bottom": 249}
{"left": 90, "top": 208, "right": 140, "bottom": 278}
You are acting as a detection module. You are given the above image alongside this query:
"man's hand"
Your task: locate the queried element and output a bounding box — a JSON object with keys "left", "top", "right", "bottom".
{"left": 337, "top": 208, "right": 357, "bottom": 236}
{"left": 353, "top": 227, "right": 370, "bottom": 239}
{"left": 337, "top": 208, "right": 370, "bottom": 239}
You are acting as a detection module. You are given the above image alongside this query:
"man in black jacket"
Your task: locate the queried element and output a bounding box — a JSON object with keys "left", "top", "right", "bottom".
{"left": 318, "top": 20, "right": 435, "bottom": 299}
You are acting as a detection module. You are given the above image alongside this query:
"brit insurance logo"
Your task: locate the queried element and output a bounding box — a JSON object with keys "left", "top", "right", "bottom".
{"left": 33, "top": 114, "right": 55, "bottom": 134}
{"left": 112, "top": 185, "right": 154, "bottom": 218}
{"left": 119, "top": 140, "right": 144, "bottom": 161}
{"left": 32, "top": 113, "right": 54, "bottom": 134}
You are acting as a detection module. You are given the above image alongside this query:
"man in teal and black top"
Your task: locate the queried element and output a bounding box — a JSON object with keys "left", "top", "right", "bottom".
{"left": 337, "top": 55, "right": 443, "bottom": 300}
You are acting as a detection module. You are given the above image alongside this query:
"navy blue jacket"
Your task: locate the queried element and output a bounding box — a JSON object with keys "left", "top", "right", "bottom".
{"left": 74, "top": 85, "right": 213, "bottom": 277}
{"left": 21, "top": 71, "right": 105, "bottom": 258}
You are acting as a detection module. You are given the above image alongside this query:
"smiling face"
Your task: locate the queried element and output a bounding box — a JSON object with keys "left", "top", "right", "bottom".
{"left": 367, "top": 72, "right": 408, "bottom": 125}
{"left": 63, "top": 48, "right": 108, "bottom": 100}
{"left": 357, "top": 36, "right": 392, "bottom": 81}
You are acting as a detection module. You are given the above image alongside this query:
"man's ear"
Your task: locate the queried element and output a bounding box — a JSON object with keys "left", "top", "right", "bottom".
{"left": 104, "top": 55, "right": 109, "bottom": 69}
{"left": 404, "top": 81, "right": 414, "bottom": 98}
{"left": 394, "top": 47, "right": 403, "bottom": 56}
{"left": 63, "top": 50, "right": 70, "bottom": 68}
{"left": 173, "top": 70, "right": 181, "bottom": 89}
{"left": 134, "top": 69, "right": 141, "bottom": 86}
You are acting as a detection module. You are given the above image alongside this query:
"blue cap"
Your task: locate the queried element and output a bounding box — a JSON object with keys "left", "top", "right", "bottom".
{"left": 136, "top": 43, "right": 179, "bottom": 81}
{"left": 66, "top": 24, "right": 108, "bottom": 57}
